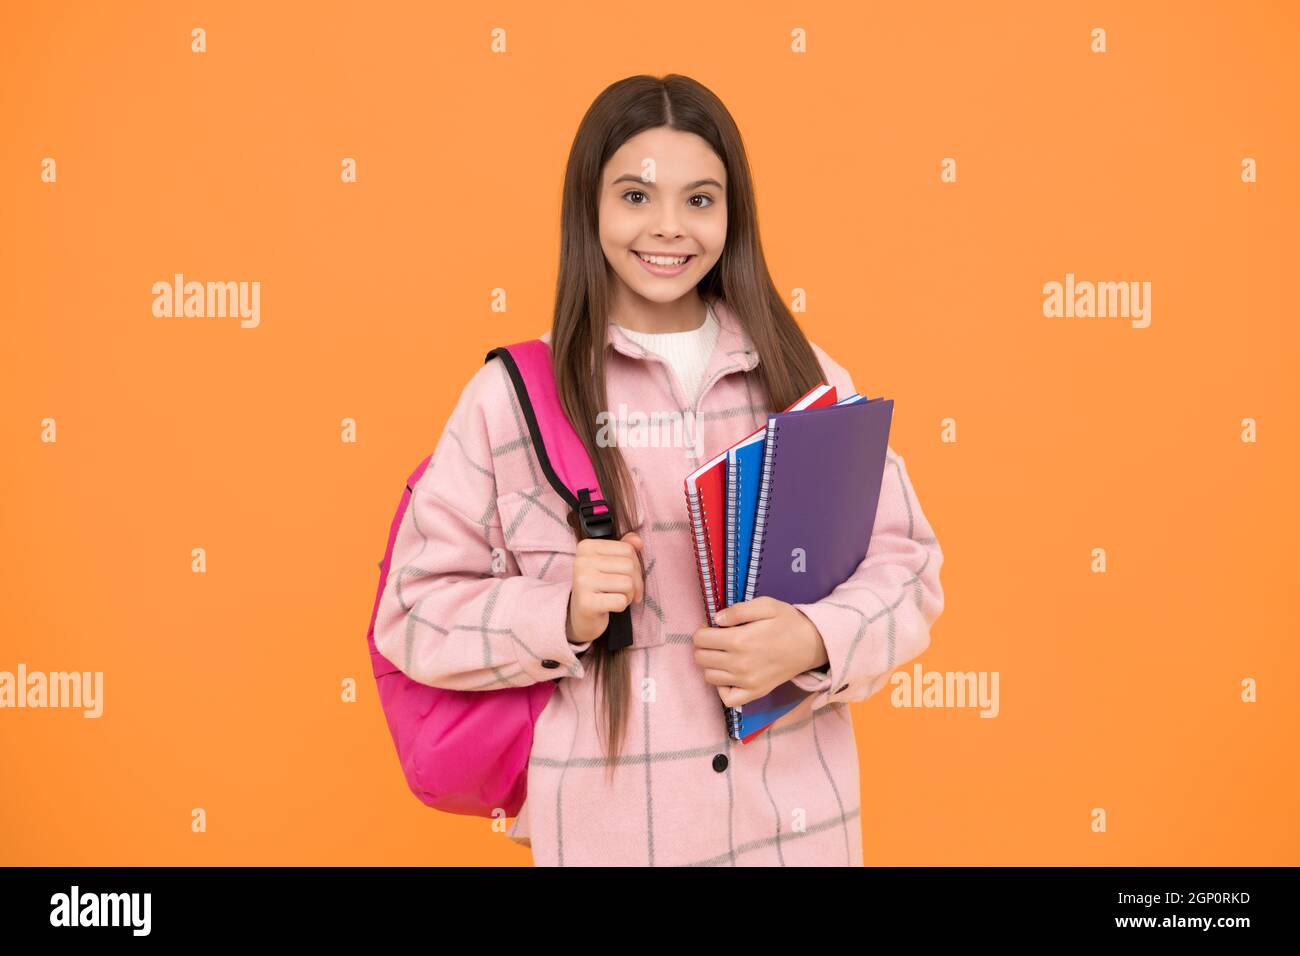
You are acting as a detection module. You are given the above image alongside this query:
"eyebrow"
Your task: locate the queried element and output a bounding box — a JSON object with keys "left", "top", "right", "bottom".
{"left": 611, "top": 173, "right": 724, "bottom": 191}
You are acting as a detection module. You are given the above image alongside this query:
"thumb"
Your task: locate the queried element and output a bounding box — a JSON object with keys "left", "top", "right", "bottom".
{"left": 621, "top": 532, "right": 646, "bottom": 604}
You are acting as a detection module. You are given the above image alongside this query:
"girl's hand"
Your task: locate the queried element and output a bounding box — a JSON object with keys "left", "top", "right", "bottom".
{"left": 691, "top": 597, "right": 829, "bottom": 708}
{"left": 566, "top": 532, "right": 645, "bottom": 645}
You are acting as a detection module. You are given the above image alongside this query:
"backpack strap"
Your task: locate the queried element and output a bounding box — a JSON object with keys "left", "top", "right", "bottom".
{"left": 485, "top": 340, "right": 634, "bottom": 652}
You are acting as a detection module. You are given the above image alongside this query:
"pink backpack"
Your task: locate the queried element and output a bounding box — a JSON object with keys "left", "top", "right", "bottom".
{"left": 365, "top": 339, "right": 633, "bottom": 817}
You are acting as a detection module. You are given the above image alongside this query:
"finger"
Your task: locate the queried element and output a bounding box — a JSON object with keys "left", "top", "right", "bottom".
{"left": 580, "top": 569, "right": 637, "bottom": 598}
{"left": 719, "top": 684, "right": 759, "bottom": 708}
{"left": 578, "top": 538, "right": 641, "bottom": 557}
{"left": 700, "top": 667, "right": 742, "bottom": 689}
{"left": 714, "top": 596, "right": 781, "bottom": 627}
{"left": 693, "top": 648, "right": 740, "bottom": 678}
{"left": 584, "top": 554, "right": 639, "bottom": 577}
{"left": 575, "top": 589, "right": 631, "bottom": 615}
{"left": 691, "top": 624, "right": 743, "bottom": 652}
{"left": 581, "top": 557, "right": 643, "bottom": 605}
{"left": 618, "top": 534, "right": 646, "bottom": 603}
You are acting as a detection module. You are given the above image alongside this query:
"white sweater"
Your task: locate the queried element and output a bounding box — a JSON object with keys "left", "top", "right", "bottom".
{"left": 614, "top": 302, "right": 720, "bottom": 406}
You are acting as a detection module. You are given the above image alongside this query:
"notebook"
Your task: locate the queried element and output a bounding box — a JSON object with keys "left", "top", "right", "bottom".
{"left": 684, "top": 449, "right": 729, "bottom": 630}
{"left": 727, "top": 393, "right": 894, "bottom": 742}
{"left": 686, "top": 383, "right": 837, "bottom": 631}
{"left": 725, "top": 384, "right": 838, "bottom": 607}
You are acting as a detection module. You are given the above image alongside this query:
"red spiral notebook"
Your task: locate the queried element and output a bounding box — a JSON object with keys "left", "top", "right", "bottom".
{"left": 682, "top": 383, "right": 836, "bottom": 627}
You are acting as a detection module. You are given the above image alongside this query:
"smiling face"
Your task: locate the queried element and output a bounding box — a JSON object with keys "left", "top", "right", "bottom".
{"left": 598, "top": 126, "right": 728, "bottom": 309}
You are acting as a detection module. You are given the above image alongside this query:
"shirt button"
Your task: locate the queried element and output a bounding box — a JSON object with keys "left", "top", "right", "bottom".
{"left": 712, "top": 754, "right": 728, "bottom": 773}
{"left": 541, "top": 659, "right": 560, "bottom": 669}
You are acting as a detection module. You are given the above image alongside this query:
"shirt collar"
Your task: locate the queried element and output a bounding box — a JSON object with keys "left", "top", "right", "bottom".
{"left": 606, "top": 297, "right": 760, "bottom": 377}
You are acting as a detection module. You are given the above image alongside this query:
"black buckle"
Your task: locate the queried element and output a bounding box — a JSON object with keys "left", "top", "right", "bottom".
{"left": 577, "top": 488, "right": 615, "bottom": 540}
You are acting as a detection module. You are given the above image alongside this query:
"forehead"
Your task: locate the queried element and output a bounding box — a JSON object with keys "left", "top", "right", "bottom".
{"left": 604, "top": 128, "right": 726, "bottom": 187}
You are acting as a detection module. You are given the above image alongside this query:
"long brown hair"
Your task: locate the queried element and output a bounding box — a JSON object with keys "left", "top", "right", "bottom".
{"left": 551, "top": 74, "right": 826, "bottom": 782}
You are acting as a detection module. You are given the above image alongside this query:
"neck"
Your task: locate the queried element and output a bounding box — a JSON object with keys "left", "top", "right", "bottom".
{"left": 610, "top": 291, "right": 709, "bottom": 334}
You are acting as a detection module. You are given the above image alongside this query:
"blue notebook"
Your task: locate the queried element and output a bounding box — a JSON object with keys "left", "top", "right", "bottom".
{"left": 724, "top": 384, "right": 837, "bottom": 607}
{"left": 725, "top": 430, "right": 765, "bottom": 607}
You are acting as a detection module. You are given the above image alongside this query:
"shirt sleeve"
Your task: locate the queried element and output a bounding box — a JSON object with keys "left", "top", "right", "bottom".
{"left": 786, "top": 345, "right": 946, "bottom": 711}
{"left": 372, "top": 359, "right": 593, "bottom": 691}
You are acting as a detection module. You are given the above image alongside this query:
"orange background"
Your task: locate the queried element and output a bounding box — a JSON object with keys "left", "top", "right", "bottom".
{"left": 1, "top": 1, "right": 1296, "bottom": 865}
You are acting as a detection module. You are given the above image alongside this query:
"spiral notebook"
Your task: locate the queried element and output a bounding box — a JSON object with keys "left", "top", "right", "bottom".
{"left": 684, "top": 449, "right": 729, "bottom": 629}
{"left": 685, "top": 383, "right": 838, "bottom": 631}
{"left": 725, "top": 383, "right": 838, "bottom": 607}
{"left": 726, "top": 392, "right": 893, "bottom": 742}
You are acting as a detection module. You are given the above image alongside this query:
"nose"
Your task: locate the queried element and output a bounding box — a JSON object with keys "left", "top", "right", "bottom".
{"left": 652, "top": 207, "right": 684, "bottom": 240}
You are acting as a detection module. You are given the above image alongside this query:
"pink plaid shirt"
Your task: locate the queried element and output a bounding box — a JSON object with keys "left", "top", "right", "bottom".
{"left": 372, "top": 297, "right": 945, "bottom": 866}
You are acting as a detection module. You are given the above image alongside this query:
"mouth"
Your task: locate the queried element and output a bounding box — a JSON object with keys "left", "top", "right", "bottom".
{"left": 631, "top": 249, "right": 695, "bottom": 276}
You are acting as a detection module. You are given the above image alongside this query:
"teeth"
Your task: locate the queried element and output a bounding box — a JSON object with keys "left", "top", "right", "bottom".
{"left": 637, "top": 252, "right": 690, "bottom": 266}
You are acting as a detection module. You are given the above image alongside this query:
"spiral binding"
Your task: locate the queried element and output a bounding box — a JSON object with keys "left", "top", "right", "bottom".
{"left": 689, "top": 483, "right": 742, "bottom": 740}
{"left": 727, "top": 418, "right": 783, "bottom": 740}
{"left": 684, "top": 487, "right": 719, "bottom": 625}
{"left": 725, "top": 451, "right": 738, "bottom": 605}
{"left": 742, "top": 417, "right": 780, "bottom": 604}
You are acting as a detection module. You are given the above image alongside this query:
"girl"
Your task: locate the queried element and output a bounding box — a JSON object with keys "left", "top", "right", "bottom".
{"left": 373, "top": 74, "right": 945, "bottom": 866}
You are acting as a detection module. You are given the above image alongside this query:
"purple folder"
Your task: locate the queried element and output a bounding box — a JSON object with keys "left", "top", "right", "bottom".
{"left": 732, "top": 396, "right": 894, "bottom": 742}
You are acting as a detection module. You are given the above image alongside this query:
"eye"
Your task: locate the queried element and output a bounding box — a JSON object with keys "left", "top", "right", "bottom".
{"left": 621, "top": 189, "right": 717, "bottom": 208}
